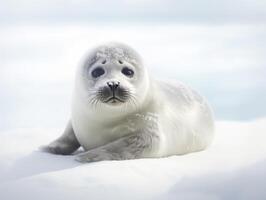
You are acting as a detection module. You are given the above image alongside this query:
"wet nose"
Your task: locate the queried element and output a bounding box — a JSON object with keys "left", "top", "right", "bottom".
{"left": 107, "top": 81, "right": 120, "bottom": 91}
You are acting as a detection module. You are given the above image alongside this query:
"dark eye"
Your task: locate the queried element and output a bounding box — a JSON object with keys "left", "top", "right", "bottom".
{"left": 91, "top": 67, "right": 105, "bottom": 78}
{"left": 121, "top": 67, "right": 134, "bottom": 78}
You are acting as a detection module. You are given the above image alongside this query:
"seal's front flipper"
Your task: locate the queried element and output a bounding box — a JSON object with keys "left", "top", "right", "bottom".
{"left": 75, "top": 130, "right": 160, "bottom": 163}
{"left": 40, "top": 121, "right": 80, "bottom": 155}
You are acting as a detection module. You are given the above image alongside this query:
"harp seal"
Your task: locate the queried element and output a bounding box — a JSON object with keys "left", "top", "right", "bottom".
{"left": 41, "top": 42, "right": 214, "bottom": 163}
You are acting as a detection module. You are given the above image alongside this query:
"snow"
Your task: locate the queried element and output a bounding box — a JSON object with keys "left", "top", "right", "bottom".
{"left": 0, "top": 119, "right": 266, "bottom": 200}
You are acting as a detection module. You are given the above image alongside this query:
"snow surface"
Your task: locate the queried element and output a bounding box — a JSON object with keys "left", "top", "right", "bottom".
{"left": 0, "top": 119, "right": 266, "bottom": 200}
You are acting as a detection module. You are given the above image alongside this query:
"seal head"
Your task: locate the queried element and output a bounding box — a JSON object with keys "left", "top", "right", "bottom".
{"left": 76, "top": 43, "right": 150, "bottom": 114}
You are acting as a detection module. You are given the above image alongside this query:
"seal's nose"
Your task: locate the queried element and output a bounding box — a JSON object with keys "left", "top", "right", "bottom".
{"left": 107, "top": 81, "right": 120, "bottom": 91}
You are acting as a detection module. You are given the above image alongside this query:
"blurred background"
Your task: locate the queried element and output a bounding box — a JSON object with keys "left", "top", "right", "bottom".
{"left": 0, "top": 0, "right": 265, "bottom": 131}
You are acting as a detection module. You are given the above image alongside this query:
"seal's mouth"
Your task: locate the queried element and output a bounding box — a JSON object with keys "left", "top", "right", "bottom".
{"left": 104, "top": 96, "right": 125, "bottom": 103}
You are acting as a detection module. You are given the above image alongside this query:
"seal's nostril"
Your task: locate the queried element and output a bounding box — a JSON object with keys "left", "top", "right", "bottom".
{"left": 114, "top": 81, "right": 120, "bottom": 89}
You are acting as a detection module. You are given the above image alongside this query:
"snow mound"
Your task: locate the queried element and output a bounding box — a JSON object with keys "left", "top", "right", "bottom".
{"left": 0, "top": 119, "right": 266, "bottom": 200}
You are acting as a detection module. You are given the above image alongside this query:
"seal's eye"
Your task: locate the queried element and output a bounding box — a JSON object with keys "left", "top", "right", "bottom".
{"left": 121, "top": 67, "right": 134, "bottom": 78}
{"left": 91, "top": 67, "right": 105, "bottom": 78}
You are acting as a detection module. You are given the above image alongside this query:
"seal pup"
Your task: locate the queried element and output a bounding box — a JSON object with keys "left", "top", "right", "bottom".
{"left": 41, "top": 42, "right": 214, "bottom": 162}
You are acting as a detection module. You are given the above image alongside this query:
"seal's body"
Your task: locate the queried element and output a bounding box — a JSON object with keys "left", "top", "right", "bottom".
{"left": 42, "top": 43, "right": 214, "bottom": 162}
